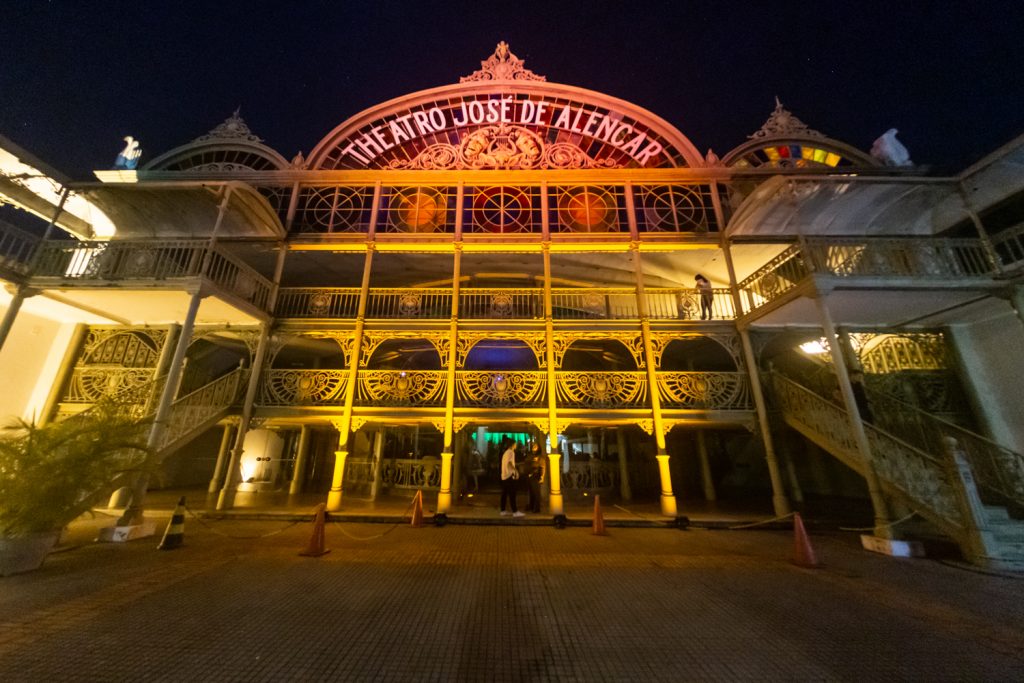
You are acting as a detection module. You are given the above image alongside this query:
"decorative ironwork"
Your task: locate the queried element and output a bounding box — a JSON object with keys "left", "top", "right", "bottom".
{"left": 465, "top": 185, "right": 540, "bottom": 233}
{"left": 260, "top": 370, "right": 346, "bottom": 406}
{"left": 737, "top": 244, "right": 809, "bottom": 314}
{"left": 193, "top": 109, "right": 263, "bottom": 143}
{"left": 381, "top": 187, "right": 450, "bottom": 232}
{"left": 657, "top": 372, "right": 751, "bottom": 410}
{"left": 634, "top": 185, "right": 717, "bottom": 233}
{"left": 81, "top": 328, "right": 164, "bottom": 367}
{"left": 556, "top": 372, "right": 648, "bottom": 408}
{"left": 64, "top": 367, "right": 155, "bottom": 404}
{"left": 293, "top": 185, "right": 375, "bottom": 234}
{"left": 551, "top": 186, "right": 623, "bottom": 232}
{"left": 456, "top": 371, "right": 546, "bottom": 407}
{"left": 381, "top": 458, "right": 442, "bottom": 489}
{"left": 802, "top": 237, "right": 994, "bottom": 279}
{"left": 356, "top": 370, "right": 446, "bottom": 406}
{"left": 460, "top": 41, "right": 546, "bottom": 83}
{"left": 562, "top": 460, "right": 618, "bottom": 492}
{"left": 859, "top": 333, "right": 948, "bottom": 373}
{"left": 748, "top": 98, "right": 825, "bottom": 140}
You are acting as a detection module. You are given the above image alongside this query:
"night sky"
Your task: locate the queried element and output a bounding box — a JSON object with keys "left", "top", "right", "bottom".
{"left": 2, "top": 1, "right": 1022, "bottom": 178}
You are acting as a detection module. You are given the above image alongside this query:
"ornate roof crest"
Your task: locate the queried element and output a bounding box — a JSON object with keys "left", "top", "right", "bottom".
{"left": 193, "top": 108, "right": 264, "bottom": 143}
{"left": 460, "top": 42, "right": 546, "bottom": 83}
{"left": 748, "top": 97, "right": 824, "bottom": 140}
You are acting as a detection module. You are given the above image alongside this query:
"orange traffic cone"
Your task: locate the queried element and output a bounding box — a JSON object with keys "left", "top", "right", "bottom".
{"left": 592, "top": 494, "right": 607, "bottom": 536}
{"left": 158, "top": 496, "right": 186, "bottom": 550}
{"left": 299, "top": 503, "right": 330, "bottom": 557}
{"left": 792, "top": 512, "right": 819, "bottom": 568}
{"left": 410, "top": 490, "right": 424, "bottom": 528}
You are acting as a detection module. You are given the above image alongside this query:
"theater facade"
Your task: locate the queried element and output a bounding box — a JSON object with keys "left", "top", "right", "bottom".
{"left": 2, "top": 44, "right": 1023, "bottom": 566}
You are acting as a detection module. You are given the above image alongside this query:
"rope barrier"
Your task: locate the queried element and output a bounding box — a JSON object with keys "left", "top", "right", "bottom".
{"left": 727, "top": 511, "right": 795, "bottom": 530}
{"left": 838, "top": 510, "right": 918, "bottom": 532}
{"left": 325, "top": 492, "right": 420, "bottom": 542}
{"left": 183, "top": 504, "right": 303, "bottom": 539}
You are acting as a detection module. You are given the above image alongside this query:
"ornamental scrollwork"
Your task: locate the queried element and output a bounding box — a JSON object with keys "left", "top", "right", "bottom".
{"left": 657, "top": 372, "right": 751, "bottom": 410}
{"left": 63, "top": 367, "right": 156, "bottom": 404}
{"left": 389, "top": 126, "right": 615, "bottom": 171}
{"left": 524, "top": 417, "right": 551, "bottom": 436}
{"left": 193, "top": 109, "right": 264, "bottom": 143}
{"left": 427, "top": 419, "right": 446, "bottom": 435}
{"left": 350, "top": 417, "right": 370, "bottom": 433}
{"left": 452, "top": 419, "right": 471, "bottom": 435}
{"left": 748, "top": 97, "right": 825, "bottom": 140}
{"left": 636, "top": 419, "right": 655, "bottom": 435}
{"left": 556, "top": 419, "right": 575, "bottom": 434}
{"left": 356, "top": 371, "right": 446, "bottom": 406}
{"left": 260, "top": 369, "right": 346, "bottom": 406}
{"left": 555, "top": 372, "right": 648, "bottom": 408}
{"left": 460, "top": 41, "right": 546, "bottom": 83}
{"left": 456, "top": 371, "right": 546, "bottom": 407}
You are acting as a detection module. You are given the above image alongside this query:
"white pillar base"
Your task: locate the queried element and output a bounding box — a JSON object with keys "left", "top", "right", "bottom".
{"left": 860, "top": 534, "right": 925, "bottom": 558}
{"left": 97, "top": 522, "right": 157, "bottom": 543}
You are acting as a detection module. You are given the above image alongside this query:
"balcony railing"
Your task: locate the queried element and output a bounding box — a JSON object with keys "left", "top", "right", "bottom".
{"left": 737, "top": 244, "right": 809, "bottom": 314}
{"left": 0, "top": 220, "right": 40, "bottom": 275}
{"left": 257, "top": 368, "right": 750, "bottom": 411}
{"left": 657, "top": 372, "right": 752, "bottom": 410}
{"left": 274, "top": 286, "right": 741, "bottom": 321}
{"left": 992, "top": 222, "right": 1024, "bottom": 272}
{"left": 802, "top": 236, "right": 995, "bottom": 278}
{"left": 31, "top": 239, "right": 272, "bottom": 309}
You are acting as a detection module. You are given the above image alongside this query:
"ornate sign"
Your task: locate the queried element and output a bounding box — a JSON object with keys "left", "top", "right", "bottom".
{"left": 310, "top": 44, "right": 698, "bottom": 170}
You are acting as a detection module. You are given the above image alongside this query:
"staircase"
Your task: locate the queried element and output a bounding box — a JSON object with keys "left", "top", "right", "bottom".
{"left": 770, "top": 371, "right": 1024, "bottom": 569}
{"left": 64, "top": 367, "right": 247, "bottom": 456}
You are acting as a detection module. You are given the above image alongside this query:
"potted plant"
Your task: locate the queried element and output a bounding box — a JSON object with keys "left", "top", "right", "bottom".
{"left": 0, "top": 401, "right": 153, "bottom": 576}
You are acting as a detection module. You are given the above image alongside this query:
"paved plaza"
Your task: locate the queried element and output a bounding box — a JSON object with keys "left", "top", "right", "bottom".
{"left": 2, "top": 508, "right": 1023, "bottom": 682}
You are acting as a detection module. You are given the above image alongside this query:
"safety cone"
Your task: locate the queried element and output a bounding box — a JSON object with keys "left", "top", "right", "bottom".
{"left": 792, "top": 512, "right": 819, "bottom": 568}
{"left": 158, "top": 496, "right": 187, "bottom": 550}
{"left": 410, "top": 490, "right": 424, "bottom": 528}
{"left": 299, "top": 503, "right": 330, "bottom": 557}
{"left": 592, "top": 494, "right": 607, "bottom": 536}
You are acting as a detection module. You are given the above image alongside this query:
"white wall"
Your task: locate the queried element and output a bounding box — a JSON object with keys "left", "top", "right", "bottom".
{"left": 950, "top": 311, "right": 1024, "bottom": 454}
{"left": 0, "top": 304, "right": 74, "bottom": 423}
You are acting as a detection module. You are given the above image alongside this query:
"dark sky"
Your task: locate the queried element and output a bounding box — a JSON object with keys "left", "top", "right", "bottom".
{"left": 2, "top": 1, "right": 1022, "bottom": 178}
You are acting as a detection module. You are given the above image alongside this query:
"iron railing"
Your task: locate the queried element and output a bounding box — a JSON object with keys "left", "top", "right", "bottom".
{"left": 737, "top": 244, "right": 808, "bottom": 313}
{"left": 802, "top": 236, "right": 995, "bottom": 278}
{"left": 0, "top": 220, "right": 40, "bottom": 275}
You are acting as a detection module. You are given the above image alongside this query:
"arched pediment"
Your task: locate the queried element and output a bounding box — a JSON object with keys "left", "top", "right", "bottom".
{"left": 307, "top": 44, "right": 705, "bottom": 170}
{"left": 144, "top": 111, "right": 290, "bottom": 172}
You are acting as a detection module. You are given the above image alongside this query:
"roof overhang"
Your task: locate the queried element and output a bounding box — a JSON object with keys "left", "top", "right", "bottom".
{"left": 72, "top": 181, "right": 285, "bottom": 239}
{"left": 727, "top": 176, "right": 969, "bottom": 238}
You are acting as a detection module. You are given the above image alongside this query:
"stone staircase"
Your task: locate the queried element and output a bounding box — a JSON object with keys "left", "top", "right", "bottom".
{"left": 771, "top": 371, "right": 1024, "bottom": 569}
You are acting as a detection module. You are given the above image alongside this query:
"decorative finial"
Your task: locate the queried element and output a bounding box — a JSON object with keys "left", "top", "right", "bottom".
{"left": 870, "top": 128, "right": 912, "bottom": 167}
{"left": 193, "top": 110, "right": 263, "bottom": 143}
{"left": 290, "top": 151, "right": 306, "bottom": 169}
{"left": 748, "top": 98, "right": 824, "bottom": 140}
{"left": 113, "top": 135, "right": 142, "bottom": 170}
{"left": 460, "top": 42, "right": 546, "bottom": 83}
{"left": 705, "top": 148, "right": 721, "bottom": 166}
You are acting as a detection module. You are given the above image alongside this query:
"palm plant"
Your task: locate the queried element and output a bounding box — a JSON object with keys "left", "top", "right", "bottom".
{"left": 0, "top": 401, "right": 153, "bottom": 537}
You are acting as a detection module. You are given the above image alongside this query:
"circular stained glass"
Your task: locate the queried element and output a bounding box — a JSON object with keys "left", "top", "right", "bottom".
{"left": 557, "top": 187, "right": 615, "bottom": 232}
{"left": 471, "top": 186, "right": 532, "bottom": 233}
{"left": 389, "top": 188, "right": 446, "bottom": 232}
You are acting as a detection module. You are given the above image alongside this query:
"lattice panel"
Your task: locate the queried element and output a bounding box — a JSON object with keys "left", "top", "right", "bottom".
{"left": 464, "top": 185, "right": 541, "bottom": 233}
{"left": 293, "top": 185, "right": 375, "bottom": 234}
{"left": 550, "top": 186, "right": 625, "bottom": 233}
{"left": 379, "top": 186, "right": 454, "bottom": 233}
{"left": 634, "top": 185, "right": 718, "bottom": 233}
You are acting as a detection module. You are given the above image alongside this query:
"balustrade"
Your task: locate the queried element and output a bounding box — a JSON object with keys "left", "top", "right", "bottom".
{"left": 275, "top": 288, "right": 360, "bottom": 318}
{"left": 550, "top": 288, "right": 638, "bottom": 319}
{"left": 562, "top": 459, "right": 618, "bottom": 492}
{"left": 737, "top": 244, "right": 808, "bottom": 314}
{"left": 356, "top": 370, "right": 446, "bottom": 406}
{"left": 365, "top": 289, "right": 453, "bottom": 318}
{"left": 381, "top": 458, "right": 442, "bottom": 489}
{"left": 644, "top": 287, "right": 736, "bottom": 320}
{"left": 458, "top": 288, "right": 542, "bottom": 319}
{"left": 63, "top": 366, "right": 156, "bottom": 404}
{"left": 456, "top": 371, "right": 546, "bottom": 407}
{"left": 802, "top": 236, "right": 994, "bottom": 278}
{"left": 0, "top": 220, "right": 39, "bottom": 275}
{"left": 555, "top": 371, "right": 648, "bottom": 408}
{"left": 157, "top": 368, "right": 247, "bottom": 451}
{"left": 260, "top": 369, "right": 347, "bottom": 406}
{"left": 30, "top": 239, "right": 272, "bottom": 309}
{"left": 992, "top": 222, "right": 1024, "bottom": 271}
{"left": 657, "top": 372, "right": 751, "bottom": 410}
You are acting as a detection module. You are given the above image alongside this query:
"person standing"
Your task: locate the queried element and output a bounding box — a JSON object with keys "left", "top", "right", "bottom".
{"left": 695, "top": 274, "right": 713, "bottom": 320}
{"left": 525, "top": 442, "right": 547, "bottom": 513}
{"left": 500, "top": 439, "right": 524, "bottom": 517}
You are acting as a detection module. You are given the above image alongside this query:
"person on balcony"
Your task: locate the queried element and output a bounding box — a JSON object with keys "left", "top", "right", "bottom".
{"left": 695, "top": 274, "right": 713, "bottom": 320}
{"left": 525, "top": 442, "right": 547, "bottom": 513}
{"left": 499, "top": 439, "right": 524, "bottom": 517}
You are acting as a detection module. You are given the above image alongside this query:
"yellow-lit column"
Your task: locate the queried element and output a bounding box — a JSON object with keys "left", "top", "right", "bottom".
{"left": 616, "top": 427, "right": 632, "bottom": 501}
{"left": 437, "top": 242, "right": 462, "bottom": 515}
{"left": 38, "top": 322, "right": 89, "bottom": 425}
{"left": 541, "top": 241, "right": 564, "bottom": 516}
{"left": 327, "top": 245, "right": 375, "bottom": 511}
{"left": 630, "top": 244, "right": 677, "bottom": 516}
{"left": 696, "top": 429, "right": 717, "bottom": 502}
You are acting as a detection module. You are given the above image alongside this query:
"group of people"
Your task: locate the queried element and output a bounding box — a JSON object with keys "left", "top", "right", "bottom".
{"left": 461, "top": 439, "right": 547, "bottom": 516}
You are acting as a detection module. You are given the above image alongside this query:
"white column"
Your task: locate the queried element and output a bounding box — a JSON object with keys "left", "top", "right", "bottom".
{"left": 289, "top": 424, "right": 312, "bottom": 496}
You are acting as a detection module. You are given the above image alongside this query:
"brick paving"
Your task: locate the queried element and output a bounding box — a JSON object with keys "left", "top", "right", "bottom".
{"left": 1, "top": 514, "right": 1023, "bottom": 682}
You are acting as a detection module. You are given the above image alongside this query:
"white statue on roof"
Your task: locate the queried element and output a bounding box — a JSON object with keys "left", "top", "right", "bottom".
{"left": 870, "top": 128, "right": 912, "bottom": 167}
{"left": 113, "top": 136, "right": 142, "bottom": 170}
